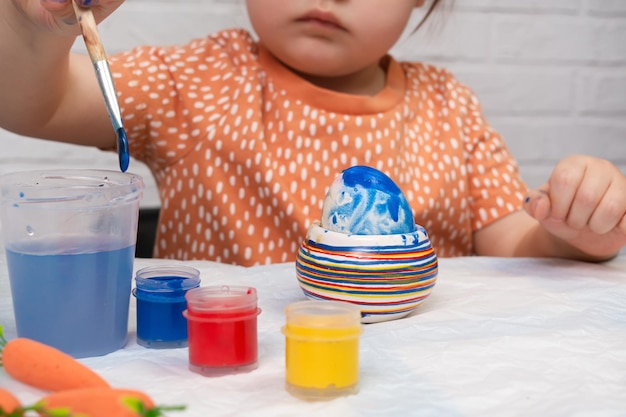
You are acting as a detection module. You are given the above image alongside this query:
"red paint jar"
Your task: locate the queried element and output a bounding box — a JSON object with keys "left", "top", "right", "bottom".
{"left": 183, "top": 285, "right": 261, "bottom": 376}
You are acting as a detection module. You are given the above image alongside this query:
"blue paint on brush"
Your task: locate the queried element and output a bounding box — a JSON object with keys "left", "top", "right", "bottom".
{"left": 116, "top": 127, "right": 130, "bottom": 172}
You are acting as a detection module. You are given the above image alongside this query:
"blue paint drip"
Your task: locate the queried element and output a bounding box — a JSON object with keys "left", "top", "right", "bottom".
{"left": 116, "top": 127, "right": 130, "bottom": 172}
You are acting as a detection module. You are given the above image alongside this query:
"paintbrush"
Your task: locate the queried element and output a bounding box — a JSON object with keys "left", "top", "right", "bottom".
{"left": 72, "top": 1, "right": 130, "bottom": 172}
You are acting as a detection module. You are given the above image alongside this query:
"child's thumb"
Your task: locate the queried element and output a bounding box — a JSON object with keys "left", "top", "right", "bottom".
{"left": 523, "top": 185, "right": 552, "bottom": 221}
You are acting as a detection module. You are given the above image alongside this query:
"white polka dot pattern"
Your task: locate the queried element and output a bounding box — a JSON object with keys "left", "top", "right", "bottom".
{"left": 110, "top": 29, "right": 528, "bottom": 266}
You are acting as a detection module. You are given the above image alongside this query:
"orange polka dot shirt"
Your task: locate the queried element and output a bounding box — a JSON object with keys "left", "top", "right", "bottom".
{"left": 110, "top": 29, "right": 528, "bottom": 266}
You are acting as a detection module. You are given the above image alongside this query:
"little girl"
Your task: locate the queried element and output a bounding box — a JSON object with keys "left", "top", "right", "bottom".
{"left": 0, "top": 0, "right": 624, "bottom": 266}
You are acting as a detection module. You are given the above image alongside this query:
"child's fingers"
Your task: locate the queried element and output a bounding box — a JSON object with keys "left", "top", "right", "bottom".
{"left": 523, "top": 186, "right": 551, "bottom": 221}
{"left": 74, "top": 0, "right": 100, "bottom": 6}
{"left": 619, "top": 213, "right": 626, "bottom": 236}
{"left": 40, "top": 0, "right": 80, "bottom": 26}
{"left": 40, "top": 0, "right": 71, "bottom": 9}
{"left": 41, "top": 0, "right": 99, "bottom": 7}
{"left": 545, "top": 157, "right": 586, "bottom": 222}
{"left": 564, "top": 169, "right": 611, "bottom": 231}
{"left": 526, "top": 156, "right": 626, "bottom": 240}
{"left": 587, "top": 180, "right": 626, "bottom": 235}
{"left": 40, "top": 0, "right": 121, "bottom": 26}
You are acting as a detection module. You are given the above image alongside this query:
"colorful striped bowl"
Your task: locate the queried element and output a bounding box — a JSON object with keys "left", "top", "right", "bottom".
{"left": 295, "top": 221, "right": 438, "bottom": 323}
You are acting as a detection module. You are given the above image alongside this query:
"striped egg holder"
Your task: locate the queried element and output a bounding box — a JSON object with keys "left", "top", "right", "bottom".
{"left": 296, "top": 222, "right": 438, "bottom": 323}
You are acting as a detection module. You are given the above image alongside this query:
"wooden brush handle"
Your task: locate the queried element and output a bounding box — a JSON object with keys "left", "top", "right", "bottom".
{"left": 72, "top": 1, "right": 107, "bottom": 63}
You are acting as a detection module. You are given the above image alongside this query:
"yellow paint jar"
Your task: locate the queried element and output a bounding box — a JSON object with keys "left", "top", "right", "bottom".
{"left": 282, "top": 300, "right": 362, "bottom": 400}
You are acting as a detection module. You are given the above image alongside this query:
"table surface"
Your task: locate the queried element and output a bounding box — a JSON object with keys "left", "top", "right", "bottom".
{"left": 0, "top": 251, "right": 625, "bottom": 417}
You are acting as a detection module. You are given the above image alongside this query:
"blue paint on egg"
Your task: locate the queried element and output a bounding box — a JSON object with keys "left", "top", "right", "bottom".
{"left": 321, "top": 166, "right": 416, "bottom": 235}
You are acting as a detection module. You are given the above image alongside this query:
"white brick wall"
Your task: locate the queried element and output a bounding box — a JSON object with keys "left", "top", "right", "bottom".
{"left": 1, "top": 0, "right": 625, "bottom": 208}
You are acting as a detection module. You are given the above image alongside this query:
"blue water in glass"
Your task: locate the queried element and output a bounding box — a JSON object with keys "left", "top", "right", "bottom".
{"left": 6, "top": 244, "right": 135, "bottom": 358}
{"left": 134, "top": 276, "right": 197, "bottom": 348}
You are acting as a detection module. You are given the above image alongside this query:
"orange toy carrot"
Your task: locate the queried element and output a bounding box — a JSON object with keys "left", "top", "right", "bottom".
{"left": 0, "top": 327, "right": 109, "bottom": 392}
{"left": 37, "top": 387, "right": 185, "bottom": 417}
{"left": 38, "top": 387, "right": 153, "bottom": 417}
{"left": 0, "top": 387, "right": 21, "bottom": 414}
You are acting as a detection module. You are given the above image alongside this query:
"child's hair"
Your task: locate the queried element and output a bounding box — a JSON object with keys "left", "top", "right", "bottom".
{"left": 415, "top": 0, "right": 443, "bottom": 32}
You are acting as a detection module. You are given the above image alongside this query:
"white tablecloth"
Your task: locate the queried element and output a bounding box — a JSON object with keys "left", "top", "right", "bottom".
{"left": 1, "top": 251, "right": 625, "bottom": 417}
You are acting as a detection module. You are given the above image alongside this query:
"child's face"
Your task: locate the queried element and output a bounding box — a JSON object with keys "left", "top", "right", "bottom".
{"left": 246, "top": 0, "right": 422, "bottom": 78}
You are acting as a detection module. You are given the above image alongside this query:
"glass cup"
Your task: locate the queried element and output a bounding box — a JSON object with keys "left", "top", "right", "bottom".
{"left": 282, "top": 300, "right": 363, "bottom": 401}
{"left": 184, "top": 285, "right": 261, "bottom": 376}
{"left": 133, "top": 265, "right": 201, "bottom": 349}
{"left": 0, "top": 169, "right": 143, "bottom": 358}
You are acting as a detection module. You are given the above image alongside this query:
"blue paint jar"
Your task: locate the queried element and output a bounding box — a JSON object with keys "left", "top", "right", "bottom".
{"left": 133, "top": 265, "right": 201, "bottom": 349}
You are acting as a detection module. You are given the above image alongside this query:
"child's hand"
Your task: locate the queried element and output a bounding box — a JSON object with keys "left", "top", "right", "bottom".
{"left": 524, "top": 155, "right": 626, "bottom": 259}
{"left": 5, "top": 0, "right": 124, "bottom": 36}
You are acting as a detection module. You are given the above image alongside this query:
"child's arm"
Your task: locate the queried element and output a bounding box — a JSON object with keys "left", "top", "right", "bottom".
{"left": 474, "top": 155, "right": 626, "bottom": 262}
{"left": 0, "top": 0, "right": 123, "bottom": 149}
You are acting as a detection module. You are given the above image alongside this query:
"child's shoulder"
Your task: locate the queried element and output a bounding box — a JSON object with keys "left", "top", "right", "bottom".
{"left": 167, "top": 28, "right": 260, "bottom": 62}
{"left": 204, "top": 28, "right": 259, "bottom": 52}
{"left": 398, "top": 58, "right": 459, "bottom": 84}
{"left": 394, "top": 57, "right": 474, "bottom": 99}
{"left": 113, "top": 28, "right": 260, "bottom": 70}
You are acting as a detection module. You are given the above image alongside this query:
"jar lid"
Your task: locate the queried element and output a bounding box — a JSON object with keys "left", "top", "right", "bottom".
{"left": 185, "top": 285, "right": 257, "bottom": 312}
{"left": 135, "top": 265, "right": 201, "bottom": 292}
{"left": 284, "top": 300, "right": 362, "bottom": 329}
